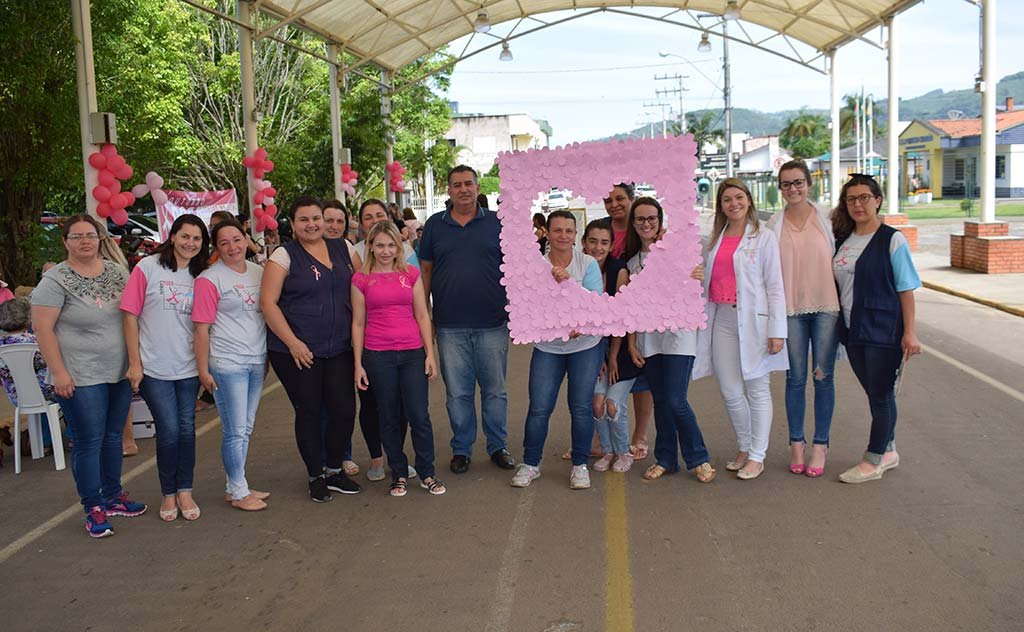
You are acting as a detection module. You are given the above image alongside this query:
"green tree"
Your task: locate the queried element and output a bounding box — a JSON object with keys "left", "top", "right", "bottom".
{"left": 669, "top": 111, "right": 724, "bottom": 150}
{"left": 780, "top": 110, "right": 829, "bottom": 159}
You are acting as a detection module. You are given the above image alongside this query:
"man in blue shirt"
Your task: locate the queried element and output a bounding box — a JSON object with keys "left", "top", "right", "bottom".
{"left": 419, "top": 165, "right": 515, "bottom": 474}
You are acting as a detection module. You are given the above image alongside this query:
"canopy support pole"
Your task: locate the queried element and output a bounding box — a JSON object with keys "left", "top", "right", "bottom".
{"left": 886, "top": 15, "right": 900, "bottom": 215}
{"left": 829, "top": 49, "right": 841, "bottom": 207}
{"left": 381, "top": 69, "right": 395, "bottom": 206}
{"left": 328, "top": 43, "right": 345, "bottom": 203}
{"left": 237, "top": 0, "right": 259, "bottom": 218}
{"left": 979, "top": 0, "right": 997, "bottom": 223}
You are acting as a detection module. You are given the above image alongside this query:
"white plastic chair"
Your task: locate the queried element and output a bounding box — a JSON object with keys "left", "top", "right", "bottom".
{"left": 0, "top": 343, "right": 65, "bottom": 474}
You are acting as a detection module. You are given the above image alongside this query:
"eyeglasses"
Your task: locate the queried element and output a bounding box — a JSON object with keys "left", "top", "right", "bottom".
{"left": 633, "top": 216, "right": 659, "bottom": 225}
{"left": 780, "top": 178, "right": 806, "bottom": 190}
{"left": 845, "top": 194, "right": 878, "bottom": 206}
{"left": 66, "top": 233, "right": 100, "bottom": 241}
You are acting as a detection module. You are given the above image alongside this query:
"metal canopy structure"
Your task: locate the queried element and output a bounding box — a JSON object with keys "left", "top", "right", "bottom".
{"left": 73, "top": 0, "right": 1002, "bottom": 225}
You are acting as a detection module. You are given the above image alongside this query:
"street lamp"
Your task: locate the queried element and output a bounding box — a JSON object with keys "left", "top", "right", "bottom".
{"left": 499, "top": 41, "right": 513, "bottom": 62}
{"left": 697, "top": 31, "right": 712, "bottom": 53}
{"left": 723, "top": 0, "right": 741, "bottom": 21}
{"left": 473, "top": 10, "right": 490, "bottom": 33}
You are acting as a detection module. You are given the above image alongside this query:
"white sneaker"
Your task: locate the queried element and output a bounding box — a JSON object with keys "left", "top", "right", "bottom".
{"left": 510, "top": 464, "right": 541, "bottom": 487}
{"left": 569, "top": 464, "right": 591, "bottom": 489}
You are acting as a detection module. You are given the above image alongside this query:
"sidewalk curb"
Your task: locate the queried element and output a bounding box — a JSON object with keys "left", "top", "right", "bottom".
{"left": 922, "top": 279, "right": 1024, "bottom": 318}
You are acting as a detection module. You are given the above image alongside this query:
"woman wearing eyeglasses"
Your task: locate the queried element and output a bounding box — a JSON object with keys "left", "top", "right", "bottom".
{"left": 765, "top": 160, "right": 840, "bottom": 477}
{"left": 831, "top": 175, "right": 921, "bottom": 484}
{"left": 31, "top": 214, "right": 147, "bottom": 538}
{"left": 625, "top": 198, "right": 716, "bottom": 484}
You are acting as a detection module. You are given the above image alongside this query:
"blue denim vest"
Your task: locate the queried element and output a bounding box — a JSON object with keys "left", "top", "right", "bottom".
{"left": 267, "top": 238, "right": 354, "bottom": 358}
{"left": 837, "top": 223, "right": 903, "bottom": 349}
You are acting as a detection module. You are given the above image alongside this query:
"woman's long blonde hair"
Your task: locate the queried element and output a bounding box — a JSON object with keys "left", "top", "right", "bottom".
{"left": 362, "top": 220, "right": 408, "bottom": 273}
{"left": 712, "top": 177, "right": 760, "bottom": 244}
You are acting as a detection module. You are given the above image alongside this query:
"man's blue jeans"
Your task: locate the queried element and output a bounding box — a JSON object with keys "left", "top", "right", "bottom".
{"left": 208, "top": 358, "right": 264, "bottom": 501}
{"left": 436, "top": 325, "right": 509, "bottom": 458}
{"left": 139, "top": 376, "right": 199, "bottom": 496}
{"left": 784, "top": 312, "right": 839, "bottom": 445}
{"left": 644, "top": 354, "right": 709, "bottom": 472}
{"left": 522, "top": 343, "right": 604, "bottom": 467}
{"left": 57, "top": 380, "right": 132, "bottom": 510}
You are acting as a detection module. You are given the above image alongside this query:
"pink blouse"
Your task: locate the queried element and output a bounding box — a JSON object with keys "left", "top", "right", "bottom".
{"left": 709, "top": 235, "right": 742, "bottom": 304}
{"left": 352, "top": 267, "right": 423, "bottom": 351}
{"left": 779, "top": 215, "right": 840, "bottom": 315}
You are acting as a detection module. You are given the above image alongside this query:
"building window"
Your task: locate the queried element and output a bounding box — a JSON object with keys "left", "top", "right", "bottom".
{"left": 954, "top": 159, "right": 965, "bottom": 181}
{"left": 996, "top": 155, "right": 1006, "bottom": 179}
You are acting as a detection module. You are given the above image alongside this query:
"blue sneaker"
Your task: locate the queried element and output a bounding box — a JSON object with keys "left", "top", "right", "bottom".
{"left": 105, "top": 491, "right": 147, "bottom": 517}
{"left": 85, "top": 506, "right": 114, "bottom": 538}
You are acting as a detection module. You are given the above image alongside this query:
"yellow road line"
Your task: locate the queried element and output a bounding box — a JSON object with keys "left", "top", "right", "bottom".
{"left": 0, "top": 381, "right": 281, "bottom": 565}
{"left": 605, "top": 473, "right": 634, "bottom": 632}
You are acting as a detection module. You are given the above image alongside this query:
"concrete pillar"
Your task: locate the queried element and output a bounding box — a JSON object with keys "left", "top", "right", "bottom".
{"left": 829, "top": 50, "right": 841, "bottom": 207}
{"left": 237, "top": 0, "right": 259, "bottom": 218}
{"left": 886, "top": 16, "right": 899, "bottom": 215}
{"left": 979, "top": 0, "right": 997, "bottom": 223}
{"left": 328, "top": 44, "right": 344, "bottom": 202}
{"left": 381, "top": 69, "right": 395, "bottom": 206}
{"left": 71, "top": 0, "right": 99, "bottom": 217}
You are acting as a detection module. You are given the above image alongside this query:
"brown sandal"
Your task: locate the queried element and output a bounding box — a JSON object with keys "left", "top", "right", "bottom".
{"left": 693, "top": 462, "right": 716, "bottom": 483}
{"left": 643, "top": 464, "right": 668, "bottom": 480}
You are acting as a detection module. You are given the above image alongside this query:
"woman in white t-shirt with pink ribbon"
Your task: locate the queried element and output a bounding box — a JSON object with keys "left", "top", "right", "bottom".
{"left": 352, "top": 221, "right": 444, "bottom": 497}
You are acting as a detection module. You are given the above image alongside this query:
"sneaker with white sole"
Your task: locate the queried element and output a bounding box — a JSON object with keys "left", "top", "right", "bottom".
{"left": 85, "top": 506, "right": 114, "bottom": 538}
{"left": 569, "top": 464, "right": 591, "bottom": 489}
{"left": 510, "top": 463, "right": 541, "bottom": 487}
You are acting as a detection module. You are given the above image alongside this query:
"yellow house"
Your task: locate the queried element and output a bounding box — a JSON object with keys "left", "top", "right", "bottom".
{"left": 898, "top": 120, "right": 944, "bottom": 197}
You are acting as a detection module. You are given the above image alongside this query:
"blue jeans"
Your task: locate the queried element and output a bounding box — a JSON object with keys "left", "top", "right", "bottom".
{"left": 209, "top": 358, "right": 264, "bottom": 500}
{"left": 362, "top": 348, "right": 436, "bottom": 481}
{"left": 436, "top": 325, "right": 509, "bottom": 458}
{"left": 139, "top": 376, "right": 199, "bottom": 496}
{"left": 846, "top": 345, "right": 901, "bottom": 464}
{"left": 57, "top": 380, "right": 132, "bottom": 510}
{"left": 644, "top": 354, "right": 709, "bottom": 471}
{"left": 594, "top": 373, "right": 635, "bottom": 454}
{"left": 784, "top": 312, "right": 839, "bottom": 445}
{"left": 522, "top": 343, "right": 604, "bottom": 467}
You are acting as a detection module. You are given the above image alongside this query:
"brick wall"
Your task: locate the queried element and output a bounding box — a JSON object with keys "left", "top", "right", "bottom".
{"left": 951, "top": 222, "right": 1024, "bottom": 273}
{"left": 882, "top": 214, "right": 917, "bottom": 251}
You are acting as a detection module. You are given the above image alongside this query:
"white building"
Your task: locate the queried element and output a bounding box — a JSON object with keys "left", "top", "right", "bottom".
{"left": 445, "top": 111, "right": 552, "bottom": 175}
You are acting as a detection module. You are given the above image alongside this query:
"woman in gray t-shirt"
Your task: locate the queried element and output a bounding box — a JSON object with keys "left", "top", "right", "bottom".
{"left": 31, "top": 215, "right": 147, "bottom": 539}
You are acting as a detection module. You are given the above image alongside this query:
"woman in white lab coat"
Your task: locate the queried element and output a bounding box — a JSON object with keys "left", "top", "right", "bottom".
{"left": 693, "top": 178, "right": 788, "bottom": 480}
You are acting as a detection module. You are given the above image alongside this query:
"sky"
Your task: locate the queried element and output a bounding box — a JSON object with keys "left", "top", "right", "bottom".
{"left": 445, "top": 1, "right": 1023, "bottom": 143}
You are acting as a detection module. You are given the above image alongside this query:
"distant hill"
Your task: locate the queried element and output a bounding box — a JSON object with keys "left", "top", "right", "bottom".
{"left": 592, "top": 71, "right": 1024, "bottom": 140}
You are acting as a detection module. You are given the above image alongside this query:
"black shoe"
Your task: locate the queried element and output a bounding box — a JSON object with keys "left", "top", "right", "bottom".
{"left": 450, "top": 455, "right": 471, "bottom": 474}
{"left": 325, "top": 471, "right": 362, "bottom": 495}
{"left": 309, "top": 475, "right": 332, "bottom": 503}
{"left": 490, "top": 448, "right": 516, "bottom": 470}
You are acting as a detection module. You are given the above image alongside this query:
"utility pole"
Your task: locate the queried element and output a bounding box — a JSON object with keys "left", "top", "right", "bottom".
{"left": 722, "top": 20, "right": 734, "bottom": 177}
{"left": 643, "top": 101, "right": 670, "bottom": 138}
{"left": 655, "top": 73, "right": 689, "bottom": 134}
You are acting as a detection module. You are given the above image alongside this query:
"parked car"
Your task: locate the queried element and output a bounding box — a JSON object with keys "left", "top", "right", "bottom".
{"left": 634, "top": 183, "right": 657, "bottom": 198}
{"left": 108, "top": 214, "right": 160, "bottom": 241}
{"left": 545, "top": 190, "right": 569, "bottom": 211}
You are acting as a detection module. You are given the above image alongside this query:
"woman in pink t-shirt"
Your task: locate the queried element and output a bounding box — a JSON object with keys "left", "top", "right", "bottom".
{"left": 352, "top": 221, "right": 444, "bottom": 497}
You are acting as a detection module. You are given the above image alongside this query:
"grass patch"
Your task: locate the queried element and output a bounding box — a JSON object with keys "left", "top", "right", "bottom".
{"left": 904, "top": 202, "right": 1024, "bottom": 220}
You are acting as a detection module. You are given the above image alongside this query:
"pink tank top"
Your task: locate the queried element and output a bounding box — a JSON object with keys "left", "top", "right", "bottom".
{"left": 709, "top": 235, "right": 742, "bottom": 304}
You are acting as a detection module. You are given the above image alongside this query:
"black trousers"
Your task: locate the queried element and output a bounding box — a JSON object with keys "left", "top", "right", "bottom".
{"left": 270, "top": 350, "right": 356, "bottom": 477}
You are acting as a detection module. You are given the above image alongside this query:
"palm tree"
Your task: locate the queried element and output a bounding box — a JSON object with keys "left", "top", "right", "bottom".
{"left": 671, "top": 111, "right": 725, "bottom": 151}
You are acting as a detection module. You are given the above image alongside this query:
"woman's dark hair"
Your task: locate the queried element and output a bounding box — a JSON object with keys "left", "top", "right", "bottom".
{"left": 477, "top": 193, "right": 489, "bottom": 209}
{"left": 209, "top": 210, "right": 235, "bottom": 227}
{"left": 613, "top": 182, "right": 635, "bottom": 200}
{"left": 358, "top": 198, "right": 388, "bottom": 221}
{"left": 546, "top": 209, "right": 576, "bottom": 230}
{"left": 288, "top": 195, "right": 323, "bottom": 220}
{"left": 777, "top": 160, "right": 813, "bottom": 187}
{"left": 532, "top": 212, "right": 546, "bottom": 230}
{"left": 402, "top": 207, "right": 417, "bottom": 221}
{"left": 210, "top": 219, "right": 246, "bottom": 250}
{"left": 61, "top": 214, "right": 103, "bottom": 240}
{"left": 153, "top": 213, "right": 210, "bottom": 278}
{"left": 0, "top": 297, "right": 31, "bottom": 332}
{"left": 323, "top": 199, "right": 345, "bottom": 211}
{"left": 832, "top": 174, "right": 884, "bottom": 242}
{"left": 322, "top": 200, "right": 350, "bottom": 234}
{"left": 624, "top": 197, "right": 663, "bottom": 262}
{"left": 583, "top": 218, "right": 613, "bottom": 243}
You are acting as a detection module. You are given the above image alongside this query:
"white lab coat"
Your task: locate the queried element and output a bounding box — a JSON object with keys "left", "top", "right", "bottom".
{"left": 693, "top": 223, "right": 789, "bottom": 381}
{"left": 764, "top": 203, "right": 835, "bottom": 254}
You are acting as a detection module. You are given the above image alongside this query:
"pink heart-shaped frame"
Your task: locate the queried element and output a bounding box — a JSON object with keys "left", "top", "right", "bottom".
{"left": 496, "top": 135, "right": 708, "bottom": 344}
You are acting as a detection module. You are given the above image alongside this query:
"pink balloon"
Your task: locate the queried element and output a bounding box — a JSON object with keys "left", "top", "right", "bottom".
{"left": 100, "top": 144, "right": 118, "bottom": 157}
{"left": 108, "top": 155, "right": 126, "bottom": 171}
{"left": 92, "top": 185, "right": 111, "bottom": 202}
{"left": 151, "top": 189, "right": 168, "bottom": 206}
{"left": 263, "top": 187, "right": 277, "bottom": 198}
{"left": 253, "top": 191, "right": 265, "bottom": 205}
{"left": 242, "top": 156, "right": 257, "bottom": 168}
{"left": 253, "top": 206, "right": 265, "bottom": 218}
{"left": 108, "top": 179, "right": 121, "bottom": 195}
{"left": 341, "top": 164, "right": 351, "bottom": 173}
{"left": 111, "top": 208, "right": 129, "bottom": 226}
{"left": 131, "top": 184, "right": 149, "bottom": 198}
{"left": 145, "top": 171, "right": 164, "bottom": 189}
{"left": 88, "top": 153, "right": 107, "bottom": 169}
{"left": 109, "top": 193, "right": 127, "bottom": 210}
{"left": 265, "top": 204, "right": 278, "bottom": 217}
{"left": 265, "top": 216, "right": 278, "bottom": 231}
{"left": 254, "top": 169, "right": 264, "bottom": 180}
{"left": 96, "top": 202, "right": 112, "bottom": 218}
{"left": 255, "top": 215, "right": 267, "bottom": 232}
{"left": 98, "top": 170, "right": 116, "bottom": 187}
{"left": 350, "top": 171, "right": 358, "bottom": 179}
{"left": 115, "top": 164, "right": 133, "bottom": 181}
{"left": 264, "top": 197, "right": 275, "bottom": 206}
{"left": 123, "top": 191, "right": 136, "bottom": 207}
{"left": 263, "top": 160, "right": 275, "bottom": 172}
{"left": 255, "top": 147, "right": 268, "bottom": 160}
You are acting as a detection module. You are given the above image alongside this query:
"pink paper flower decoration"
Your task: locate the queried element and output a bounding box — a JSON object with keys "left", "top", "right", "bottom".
{"left": 495, "top": 135, "right": 707, "bottom": 344}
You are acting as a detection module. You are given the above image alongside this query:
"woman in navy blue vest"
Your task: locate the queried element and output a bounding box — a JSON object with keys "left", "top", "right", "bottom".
{"left": 261, "top": 196, "right": 365, "bottom": 502}
{"left": 831, "top": 175, "right": 922, "bottom": 484}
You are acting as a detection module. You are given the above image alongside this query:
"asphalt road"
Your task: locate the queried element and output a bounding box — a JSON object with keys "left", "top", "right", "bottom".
{"left": 1, "top": 287, "right": 1022, "bottom": 632}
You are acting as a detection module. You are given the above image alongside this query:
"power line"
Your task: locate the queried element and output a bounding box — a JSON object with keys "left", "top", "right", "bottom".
{"left": 455, "top": 60, "right": 716, "bottom": 75}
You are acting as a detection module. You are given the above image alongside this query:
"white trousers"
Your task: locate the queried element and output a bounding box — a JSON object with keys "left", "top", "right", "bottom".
{"left": 711, "top": 305, "right": 772, "bottom": 462}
